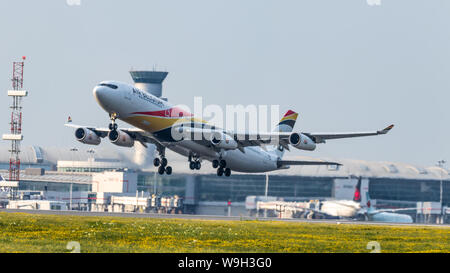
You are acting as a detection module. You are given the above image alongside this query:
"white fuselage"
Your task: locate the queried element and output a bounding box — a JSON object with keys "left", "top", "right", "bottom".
{"left": 319, "top": 200, "right": 361, "bottom": 218}
{"left": 368, "top": 211, "right": 413, "bottom": 223}
{"left": 93, "top": 81, "right": 282, "bottom": 173}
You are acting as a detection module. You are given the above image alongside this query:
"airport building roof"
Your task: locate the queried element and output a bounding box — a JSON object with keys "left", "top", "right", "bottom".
{"left": 0, "top": 145, "right": 448, "bottom": 181}
{"left": 0, "top": 170, "right": 93, "bottom": 184}
{"left": 269, "top": 156, "right": 449, "bottom": 180}
{"left": 160, "top": 154, "right": 450, "bottom": 181}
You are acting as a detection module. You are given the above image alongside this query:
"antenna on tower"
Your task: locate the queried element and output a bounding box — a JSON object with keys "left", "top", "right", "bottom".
{"left": 2, "top": 57, "right": 28, "bottom": 193}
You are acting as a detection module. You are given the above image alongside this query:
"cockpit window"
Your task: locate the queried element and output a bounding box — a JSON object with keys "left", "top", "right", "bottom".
{"left": 99, "top": 83, "right": 118, "bottom": 89}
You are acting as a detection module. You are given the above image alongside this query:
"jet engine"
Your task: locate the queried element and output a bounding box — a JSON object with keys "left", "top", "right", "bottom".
{"left": 289, "top": 132, "right": 316, "bottom": 151}
{"left": 210, "top": 132, "right": 238, "bottom": 150}
{"left": 75, "top": 128, "right": 101, "bottom": 145}
{"left": 108, "top": 129, "right": 134, "bottom": 147}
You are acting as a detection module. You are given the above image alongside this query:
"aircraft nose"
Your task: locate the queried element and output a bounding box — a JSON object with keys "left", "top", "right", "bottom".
{"left": 93, "top": 86, "right": 110, "bottom": 105}
{"left": 93, "top": 86, "right": 106, "bottom": 102}
{"left": 92, "top": 85, "right": 112, "bottom": 111}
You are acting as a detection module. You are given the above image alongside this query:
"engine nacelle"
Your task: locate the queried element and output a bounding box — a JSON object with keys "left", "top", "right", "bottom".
{"left": 108, "top": 129, "right": 134, "bottom": 147}
{"left": 289, "top": 132, "right": 316, "bottom": 151}
{"left": 75, "top": 128, "right": 101, "bottom": 145}
{"left": 210, "top": 132, "right": 238, "bottom": 150}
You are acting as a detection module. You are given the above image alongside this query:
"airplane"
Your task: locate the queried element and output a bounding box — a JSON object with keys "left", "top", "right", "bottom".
{"left": 357, "top": 192, "right": 414, "bottom": 223}
{"left": 302, "top": 177, "right": 364, "bottom": 219}
{"left": 66, "top": 80, "right": 394, "bottom": 177}
{"left": 277, "top": 177, "right": 414, "bottom": 223}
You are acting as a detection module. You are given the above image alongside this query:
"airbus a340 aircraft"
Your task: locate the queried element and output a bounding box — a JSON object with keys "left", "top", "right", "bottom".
{"left": 66, "top": 80, "right": 394, "bottom": 177}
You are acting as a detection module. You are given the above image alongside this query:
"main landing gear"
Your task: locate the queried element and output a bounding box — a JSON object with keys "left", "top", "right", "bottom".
{"left": 154, "top": 157, "right": 172, "bottom": 175}
{"left": 212, "top": 159, "right": 231, "bottom": 177}
{"left": 153, "top": 147, "right": 172, "bottom": 175}
{"left": 189, "top": 155, "right": 201, "bottom": 171}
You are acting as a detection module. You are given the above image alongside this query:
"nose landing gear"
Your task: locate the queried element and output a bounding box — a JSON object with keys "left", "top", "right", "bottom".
{"left": 108, "top": 113, "right": 118, "bottom": 131}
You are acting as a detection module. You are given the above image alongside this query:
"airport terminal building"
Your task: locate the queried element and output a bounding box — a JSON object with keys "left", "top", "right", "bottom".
{"left": 0, "top": 145, "right": 449, "bottom": 221}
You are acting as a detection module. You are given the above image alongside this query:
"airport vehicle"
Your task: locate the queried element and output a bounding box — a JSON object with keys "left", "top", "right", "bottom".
{"left": 0, "top": 175, "right": 10, "bottom": 202}
{"left": 66, "top": 81, "right": 394, "bottom": 176}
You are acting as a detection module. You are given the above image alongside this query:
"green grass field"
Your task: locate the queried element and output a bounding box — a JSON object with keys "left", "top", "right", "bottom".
{"left": 0, "top": 212, "right": 448, "bottom": 253}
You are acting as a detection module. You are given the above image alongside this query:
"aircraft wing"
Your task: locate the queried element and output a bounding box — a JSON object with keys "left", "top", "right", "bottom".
{"left": 178, "top": 124, "right": 394, "bottom": 150}
{"left": 64, "top": 123, "right": 165, "bottom": 149}
{"left": 368, "top": 207, "right": 416, "bottom": 215}
{"left": 232, "top": 124, "right": 394, "bottom": 146}
{"left": 304, "top": 124, "right": 394, "bottom": 144}
{"left": 65, "top": 123, "right": 110, "bottom": 137}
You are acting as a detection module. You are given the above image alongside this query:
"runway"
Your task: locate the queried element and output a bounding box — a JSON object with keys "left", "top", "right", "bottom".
{"left": 1, "top": 209, "right": 448, "bottom": 228}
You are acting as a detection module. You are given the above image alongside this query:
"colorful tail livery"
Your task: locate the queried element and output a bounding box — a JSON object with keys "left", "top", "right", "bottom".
{"left": 274, "top": 110, "right": 298, "bottom": 132}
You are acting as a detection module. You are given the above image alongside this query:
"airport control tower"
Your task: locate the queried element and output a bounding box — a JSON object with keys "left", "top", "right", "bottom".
{"left": 129, "top": 70, "right": 168, "bottom": 100}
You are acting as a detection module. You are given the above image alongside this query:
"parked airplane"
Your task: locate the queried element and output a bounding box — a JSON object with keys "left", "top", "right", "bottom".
{"left": 307, "top": 177, "right": 364, "bottom": 218}
{"left": 357, "top": 193, "right": 414, "bottom": 223}
{"left": 66, "top": 80, "right": 394, "bottom": 176}
{"left": 294, "top": 177, "right": 414, "bottom": 223}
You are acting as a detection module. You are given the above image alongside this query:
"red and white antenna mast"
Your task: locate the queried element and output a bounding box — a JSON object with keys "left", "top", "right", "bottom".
{"left": 2, "top": 56, "right": 27, "bottom": 186}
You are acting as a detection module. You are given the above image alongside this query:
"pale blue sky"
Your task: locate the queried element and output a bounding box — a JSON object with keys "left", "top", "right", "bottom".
{"left": 0, "top": 0, "right": 449, "bottom": 167}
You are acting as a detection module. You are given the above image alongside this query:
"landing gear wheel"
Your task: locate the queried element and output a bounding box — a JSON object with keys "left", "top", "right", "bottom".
{"left": 212, "top": 160, "right": 219, "bottom": 169}
{"left": 189, "top": 161, "right": 196, "bottom": 170}
{"left": 217, "top": 168, "right": 224, "bottom": 177}
{"left": 224, "top": 168, "right": 231, "bottom": 177}
{"left": 158, "top": 166, "right": 165, "bottom": 175}
{"left": 153, "top": 158, "right": 160, "bottom": 167}
{"left": 109, "top": 113, "right": 118, "bottom": 131}
{"left": 161, "top": 157, "right": 168, "bottom": 167}
{"left": 165, "top": 166, "right": 172, "bottom": 175}
{"left": 219, "top": 160, "right": 227, "bottom": 168}
{"left": 195, "top": 161, "right": 201, "bottom": 170}
{"left": 108, "top": 123, "right": 118, "bottom": 131}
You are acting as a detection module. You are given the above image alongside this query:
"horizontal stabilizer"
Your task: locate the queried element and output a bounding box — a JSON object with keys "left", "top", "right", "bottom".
{"left": 278, "top": 160, "right": 342, "bottom": 167}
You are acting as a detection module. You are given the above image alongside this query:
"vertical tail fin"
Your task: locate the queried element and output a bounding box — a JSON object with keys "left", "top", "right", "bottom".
{"left": 366, "top": 192, "right": 372, "bottom": 208}
{"left": 273, "top": 110, "right": 298, "bottom": 133}
{"left": 353, "top": 176, "right": 362, "bottom": 202}
{"left": 270, "top": 110, "right": 299, "bottom": 158}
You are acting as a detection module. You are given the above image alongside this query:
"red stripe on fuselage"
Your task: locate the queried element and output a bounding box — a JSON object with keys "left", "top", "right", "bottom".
{"left": 131, "top": 107, "right": 193, "bottom": 118}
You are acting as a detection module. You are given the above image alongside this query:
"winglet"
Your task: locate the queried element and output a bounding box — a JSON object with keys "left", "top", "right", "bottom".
{"left": 378, "top": 124, "right": 394, "bottom": 134}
